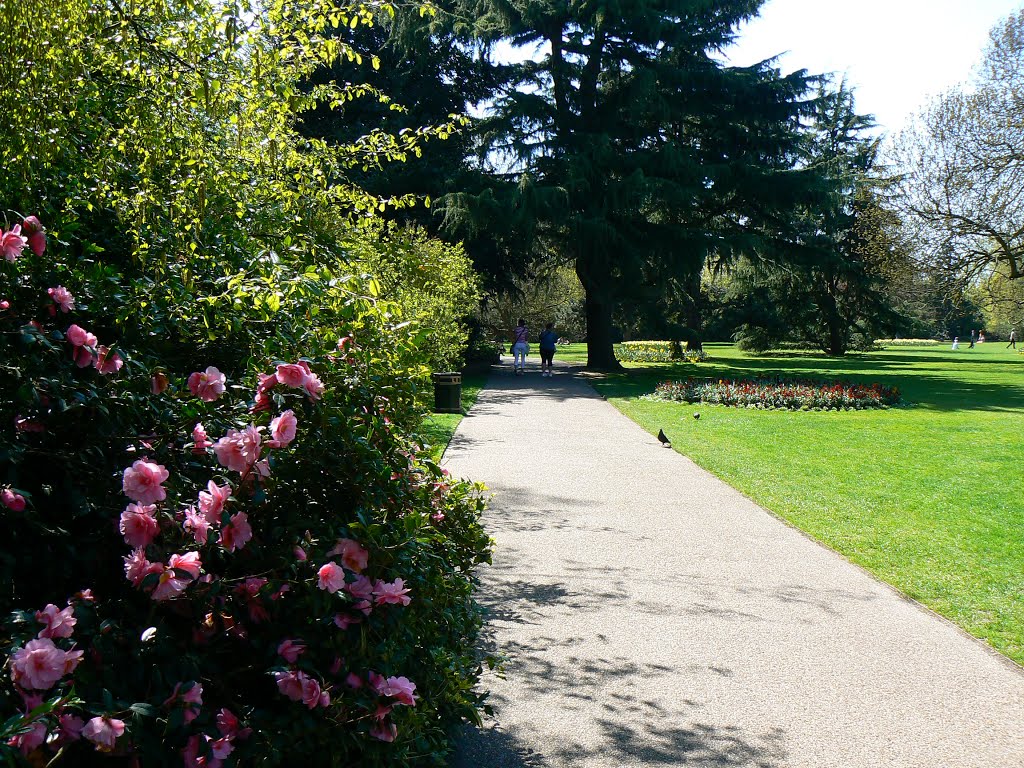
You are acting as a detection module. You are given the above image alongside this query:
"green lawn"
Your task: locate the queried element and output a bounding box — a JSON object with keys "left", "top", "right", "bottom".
{"left": 418, "top": 372, "right": 488, "bottom": 462}
{"left": 573, "top": 342, "right": 1024, "bottom": 665}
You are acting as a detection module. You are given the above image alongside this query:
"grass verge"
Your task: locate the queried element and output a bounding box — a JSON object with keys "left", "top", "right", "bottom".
{"left": 576, "top": 342, "right": 1024, "bottom": 665}
{"left": 419, "top": 372, "right": 488, "bottom": 462}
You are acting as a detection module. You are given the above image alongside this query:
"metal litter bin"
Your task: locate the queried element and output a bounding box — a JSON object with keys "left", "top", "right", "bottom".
{"left": 432, "top": 372, "right": 462, "bottom": 414}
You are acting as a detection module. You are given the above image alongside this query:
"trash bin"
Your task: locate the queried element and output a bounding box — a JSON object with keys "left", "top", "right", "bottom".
{"left": 432, "top": 372, "right": 462, "bottom": 414}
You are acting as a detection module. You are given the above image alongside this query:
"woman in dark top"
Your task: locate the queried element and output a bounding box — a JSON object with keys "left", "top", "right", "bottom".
{"left": 539, "top": 322, "right": 557, "bottom": 377}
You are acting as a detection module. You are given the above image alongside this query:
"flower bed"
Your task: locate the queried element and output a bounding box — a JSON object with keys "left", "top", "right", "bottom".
{"left": 875, "top": 338, "right": 943, "bottom": 347}
{"left": 614, "top": 341, "right": 707, "bottom": 363}
{"left": 652, "top": 377, "right": 901, "bottom": 410}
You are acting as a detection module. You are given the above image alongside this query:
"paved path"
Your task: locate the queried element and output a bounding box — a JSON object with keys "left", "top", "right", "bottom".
{"left": 443, "top": 364, "right": 1024, "bottom": 768}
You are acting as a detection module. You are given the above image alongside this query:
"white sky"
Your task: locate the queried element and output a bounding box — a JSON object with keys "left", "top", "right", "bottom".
{"left": 725, "top": 0, "right": 1023, "bottom": 137}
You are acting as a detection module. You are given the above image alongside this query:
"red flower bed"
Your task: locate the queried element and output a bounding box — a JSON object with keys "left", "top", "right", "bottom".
{"left": 653, "top": 377, "right": 901, "bottom": 410}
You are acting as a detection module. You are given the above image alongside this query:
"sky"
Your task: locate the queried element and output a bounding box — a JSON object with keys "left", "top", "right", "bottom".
{"left": 724, "top": 0, "right": 1023, "bottom": 137}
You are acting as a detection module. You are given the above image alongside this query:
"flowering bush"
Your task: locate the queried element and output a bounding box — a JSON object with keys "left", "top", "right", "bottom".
{"left": 651, "top": 377, "right": 901, "bottom": 410}
{"left": 614, "top": 341, "right": 708, "bottom": 364}
{"left": 0, "top": 220, "right": 492, "bottom": 766}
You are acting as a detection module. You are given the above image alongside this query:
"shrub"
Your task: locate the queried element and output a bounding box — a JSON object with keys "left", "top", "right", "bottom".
{"left": 651, "top": 377, "right": 901, "bottom": 410}
{"left": 614, "top": 341, "right": 708, "bottom": 364}
{"left": 0, "top": 223, "right": 492, "bottom": 766}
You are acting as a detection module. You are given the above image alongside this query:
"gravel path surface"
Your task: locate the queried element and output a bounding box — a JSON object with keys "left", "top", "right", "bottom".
{"left": 443, "top": 363, "right": 1024, "bottom": 768}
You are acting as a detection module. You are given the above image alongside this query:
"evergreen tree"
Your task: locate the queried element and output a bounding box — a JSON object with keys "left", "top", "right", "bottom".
{"left": 730, "top": 80, "right": 904, "bottom": 355}
{"left": 442, "top": 0, "right": 829, "bottom": 368}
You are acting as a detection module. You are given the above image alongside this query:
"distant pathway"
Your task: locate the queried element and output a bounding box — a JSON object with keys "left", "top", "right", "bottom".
{"left": 443, "top": 362, "right": 1024, "bottom": 767}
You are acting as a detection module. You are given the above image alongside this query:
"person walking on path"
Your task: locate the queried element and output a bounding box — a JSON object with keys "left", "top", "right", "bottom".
{"left": 1008, "top": 329, "right": 1018, "bottom": 349}
{"left": 538, "top": 323, "right": 558, "bottom": 377}
{"left": 511, "top": 318, "right": 529, "bottom": 375}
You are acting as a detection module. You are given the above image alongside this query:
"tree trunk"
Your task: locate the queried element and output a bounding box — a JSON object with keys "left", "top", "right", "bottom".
{"left": 577, "top": 260, "right": 621, "bottom": 370}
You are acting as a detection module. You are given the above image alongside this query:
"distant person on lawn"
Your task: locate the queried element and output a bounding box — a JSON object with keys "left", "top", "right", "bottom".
{"left": 511, "top": 318, "right": 529, "bottom": 375}
{"left": 539, "top": 323, "right": 558, "bottom": 377}
{"left": 952, "top": 336, "right": 959, "bottom": 350}
{"left": 969, "top": 329, "right": 976, "bottom": 349}
{"left": 1008, "top": 329, "right": 1018, "bottom": 349}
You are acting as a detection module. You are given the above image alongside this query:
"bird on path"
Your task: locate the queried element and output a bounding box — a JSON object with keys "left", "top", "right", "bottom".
{"left": 657, "top": 429, "right": 671, "bottom": 447}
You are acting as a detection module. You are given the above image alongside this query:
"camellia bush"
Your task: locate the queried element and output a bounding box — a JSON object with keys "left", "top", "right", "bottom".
{"left": 651, "top": 377, "right": 901, "bottom": 411}
{"left": 0, "top": 220, "right": 491, "bottom": 766}
{"left": 613, "top": 341, "right": 707, "bottom": 364}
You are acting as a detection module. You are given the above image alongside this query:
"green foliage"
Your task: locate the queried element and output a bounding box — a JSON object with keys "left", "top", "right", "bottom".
{"left": 346, "top": 223, "right": 480, "bottom": 372}
{"left": 0, "top": 0, "right": 490, "bottom": 763}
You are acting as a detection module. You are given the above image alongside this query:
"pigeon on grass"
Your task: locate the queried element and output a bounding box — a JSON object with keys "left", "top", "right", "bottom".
{"left": 657, "top": 429, "right": 671, "bottom": 447}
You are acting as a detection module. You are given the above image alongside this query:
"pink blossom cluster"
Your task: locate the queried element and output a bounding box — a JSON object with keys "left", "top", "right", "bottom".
{"left": 10, "top": 637, "right": 82, "bottom": 691}
{"left": 253, "top": 361, "right": 324, "bottom": 411}
{"left": 182, "top": 707, "right": 250, "bottom": 768}
{"left": 1, "top": 216, "right": 44, "bottom": 261}
{"left": 274, "top": 670, "right": 330, "bottom": 709}
{"left": 125, "top": 549, "right": 203, "bottom": 601}
{"left": 163, "top": 681, "right": 203, "bottom": 725}
{"left": 66, "top": 323, "right": 123, "bottom": 373}
{"left": 47, "top": 285, "right": 74, "bottom": 313}
{"left": 188, "top": 366, "right": 226, "bottom": 402}
{"left": 361, "top": 672, "right": 418, "bottom": 742}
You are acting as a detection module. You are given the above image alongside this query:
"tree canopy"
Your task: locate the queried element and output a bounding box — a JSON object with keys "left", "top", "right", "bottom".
{"left": 441, "top": 0, "right": 831, "bottom": 367}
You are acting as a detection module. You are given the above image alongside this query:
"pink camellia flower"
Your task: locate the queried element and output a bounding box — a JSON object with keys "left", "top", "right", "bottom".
{"left": 267, "top": 409, "right": 297, "bottom": 448}
{"left": 256, "top": 372, "right": 278, "bottom": 393}
{"left": 345, "top": 672, "right": 363, "bottom": 689}
{"left": 277, "top": 638, "right": 306, "bottom": 663}
{"left": 183, "top": 506, "right": 211, "bottom": 545}
{"left": 213, "top": 426, "right": 262, "bottom": 473}
{"left": 293, "top": 545, "right": 307, "bottom": 562}
{"left": 63, "top": 648, "right": 83, "bottom": 676}
{"left": 251, "top": 389, "right": 272, "bottom": 413}
{"left": 151, "top": 372, "right": 169, "bottom": 395}
{"left": 374, "top": 675, "right": 417, "bottom": 706}
{"left": 58, "top": 713, "right": 85, "bottom": 742}
{"left": 47, "top": 286, "right": 74, "bottom": 313}
{"left": 122, "top": 459, "right": 169, "bottom": 504}
{"left": 373, "top": 578, "right": 412, "bottom": 607}
{"left": 219, "top": 512, "right": 252, "bottom": 552}
{"left": 327, "top": 538, "right": 369, "bottom": 573}
{"left": 10, "top": 638, "right": 68, "bottom": 690}
{"left": 273, "top": 670, "right": 323, "bottom": 709}
{"left": 198, "top": 480, "right": 231, "bottom": 524}
{"left": 0, "top": 225, "right": 27, "bottom": 261}
{"left": 163, "top": 682, "right": 203, "bottom": 725}
{"left": 1, "top": 488, "right": 26, "bottom": 512}
{"left": 191, "top": 422, "right": 211, "bottom": 453}
{"left": 337, "top": 336, "right": 353, "bottom": 352}
{"left": 317, "top": 562, "right": 345, "bottom": 593}
{"left": 124, "top": 548, "right": 159, "bottom": 587}
{"left": 119, "top": 503, "right": 159, "bottom": 548}
{"left": 333, "top": 612, "right": 362, "bottom": 630}
{"left": 94, "top": 346, "right": 123, "bottom": 374}
{"left": 216, "top": 708, "right": 252, "bottom": 740}
{"left": 188, "top": 366, "right": 226, "bottom": 402}
{"left": 345, "top": 575, "right": 375, "bottom": 615}
{"left": 275, "top": 363, "right": 308, "bottom": 388}
{"left": 152, "top": 552, "right": 202, "bottom": 601}
{"left": 302, "top": 371, "right": 324, "bottom": 401}
{"left": 369, "top": 718, "right": 397, "bottom": 743}
{"left": 65, "top": 324, "right": 96, "bottom": 348}
{"left": 21, "top": 217, "right": 46, "bottom": 257}
{"left": 8, "top": 720, "right": 46, "bottom": 755}
{"left": 0, "top": 300, "right": 8, "bottom": 310}
{"left": 210, "top": 736, "right": 234, "bottom": 760}
{"left": 81, "top": 716, "right": 125, "bottom": 751}
{"left": 35, "top": 603, "right": 76, "bottom": 639}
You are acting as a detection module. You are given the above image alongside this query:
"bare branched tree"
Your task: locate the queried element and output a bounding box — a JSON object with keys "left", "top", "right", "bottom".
{"left": 892, "top": 10, "right": 1024, "bottom": 286}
